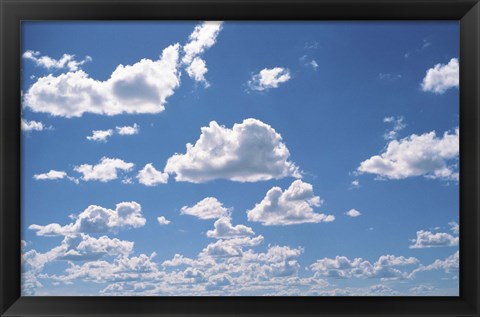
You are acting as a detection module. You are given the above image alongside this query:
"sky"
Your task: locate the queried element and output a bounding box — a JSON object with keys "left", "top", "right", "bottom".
{"left": 20, "top": 21, "right": 459, "bottom": 296}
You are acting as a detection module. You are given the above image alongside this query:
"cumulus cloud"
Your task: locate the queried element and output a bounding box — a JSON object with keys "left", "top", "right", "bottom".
{"left": 247, "top": 180, "right": 335, "bottom": 226}
{"left": 24, "top": 44, "right": 181, "bottom": 118}
{"left": 182, "top": 21, "right": 223, "bottom": 65}
{"left": 411, "top": 251, "right": 459, "bottom": 277}
{"left": 23, "top": 50, "right": 92, "bottom": 72}
{"left": 383, "top": 116, "right": 406, "bottom": 140}
{"left": 358, "top": 128, "right": 459, "bottom": 180}
{"left": 74, "top": 157, "right": 134, "bottom": 182}
{"left": 310, "top": 254, "right": 419, "bottom": 279}
{"left": 116, "top": 123, "right": 139, "bottom": 135}
{"left": 86, "top": 129, "right": 113, "bottom": 142}
{"left": 180, "top": 197, "right": 231, "bottom": 220}
{"left": 136, "top": 163, "right": 169, "bottom": 186}
{"left": 21, "top": 119, "right": 50, "bottom": 132}
{"left": 33, "top": 170, "right": 78, "bottom": 183}
{"left": 164, "top": 118, "right": 301, "bottom": 183}
{"left": 200, "top": 235, "right": 264, "bottom": 258}
{"left": 157, "top": 216, "right": 171, "bottom": 225}
{"left": 29, "top": 201, "right": 146, "bottom": 236}
{"left": 345, "top": 209, "right": 361, "bottom": 217}
{"left": 182, "top": 21, "right": 223, "bottom": 86}
{"left": 421, "top": 58, "right": 459, "bottom": 94}
{"left": 206, "top": 217, "right": 255, "bottom": 239}
{"left": 409, "top": 230, "right": 458, "bottom": 249}
{"left": 248, "top": 67, "right": 291, "bottom": 91}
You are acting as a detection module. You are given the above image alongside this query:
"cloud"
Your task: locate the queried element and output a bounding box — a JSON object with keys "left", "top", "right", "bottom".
{"left": 350, "top": 179, "right": 360, "bottom": 188}
{"left": 411, "top": 251, "right": 459, "bottom": 277}
{"left": 206, "top": 217, "right": 255, "bottom": 239}
{"left": 421, "top": 58, "right": 459, "bottom": 94}
{"left": 24, "top": 44, "right": 181, "bottom": 118}
{"left": 247, "top": 180, "right": 335, "bottom": 226}
{"left": 345, "top": 209, "right": 361, "bottom": 217}
{"left": 23, "top": 50, "right": 92, "bottom": 72}
{"left": 21, "top": 119, "right": 50, "bottom": 132}
{"left": 33, "top": 170, "right": 78, "bottom": 183}
{"left": 200, "top": 235, "right": 264, "bottom": 258}
{"left": 136, "top": 163, "right": 168, "bottom": 186}
{"left": 409, "top": 230, "right": 458, "bottom": 249}
{"left": 116, "top": 123, "right": 139, "bottom": 135}
{"left": 164, "top": 118, "right": 301, "bottom": 183}
{"left": 449, "top": 221, "right": 459, "bottom": 234}
{"left": 74, "top": 157, "right": 134, "bottom": 182}
{"left": 182, "top": 21, "right": 223, "bottom": 85}
{"left": 383, "top": 116, "right": 406, "bottom": 140}
{"left": 300, "top": 55, "right": 319, "bottom": 71}
{"left": 248, "top": 67, "right": 291, "bottom": 91}
{"left": 86, "top": 129, "right": 113, "bottom": 142}
{"left": 87, "top": 124, "right": 139, "bottom": 142}
{"left": 180, "top": 197, "right": 231, "bottom": 220}
{"left": 310, "top": 254, "right": 419, "bottom": 279}
{"left": 157, "top": 216, "right": 171, "bottom": 225}
{"left": 358, "top": 128, "right": 459, "bottom": 180}
{"left": 182, "top": 21, "right": 223, "bottom": 65}
{"left": 29, "top": 201, "right": 146, "bottom": 236}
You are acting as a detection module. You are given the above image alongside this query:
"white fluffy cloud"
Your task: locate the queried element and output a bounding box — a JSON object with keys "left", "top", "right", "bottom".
{"left": 24, "top": 44, "right": 181, "bottom": 118}
{"left": 201, "top": 235, "right": 264, "bottom": 257}
{"left": 310, "top": 255, "right": 419, "bottom": 279}
{"left": 164, "top": 118, "right": 301, "bottom": 183}
{"left": 136, "top": 163, "right": 169, "bottom": 186}
{"left": 157, "top": 216, "right": 171, "bottom": 225}
{"left": 116, "top": 123, "right": 139, "bottom": 135}
{"left": 86, "top": 129, "right": 113, "bottom": 142}
{"left": 74, "top": 157, "right": 134, "bottom": 182}
{"left": 248, "top": 67, "right": 291, "bottom": 91}
{"left": 358, "top": 128, "right": 459, "bottom": 180}
{"left": 182, "top": 21, "right": 223, "bottom": 86}
{"left": 247, "top": 180, "right": 335, "bottom": 226}
{"left": 182, "top": 21, "right": 223, "bottom": 65}
{"left": 449, "top": 221, "right": 459, "bottom": 234}
{"left": 23, "top": 50, "right": 92, "bottom": 72}
{"left": 345, "top": 209, "right": 361, "bottom": 217}
{"left": 21, "top": 119, "right": 49, "bottom": 132}
{"left": 411, "top": 251, "right": 459, "bottom": 277}
{"left": 180, "top": 197, "right": 231, "bottom": 220}
{"left": 33, "top": 170, "right": 78, "bottom": 183}
{"left": 29, "top": 201, "right": 146, "bottom": 236}
{"left": 421, "top": 58, "right": 459, "bottom": 94}
{"left": 206, "top": 217, "right": 255, "bottom": 239}
{"left": 409, "top": 230, "right": 458, "bottom": 249}
{"left": 33, "top": 170, "right": 67, "bottom": 180}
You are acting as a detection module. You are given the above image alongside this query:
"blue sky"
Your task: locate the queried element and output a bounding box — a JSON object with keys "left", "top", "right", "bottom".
{"left": 21, "top": 21, "right": 459, "bottom": 296}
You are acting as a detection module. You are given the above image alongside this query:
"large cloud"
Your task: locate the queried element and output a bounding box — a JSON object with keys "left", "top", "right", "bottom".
{"left": 180, "top": 197, "right": 231, "bottom": 220}
{"left": 74, "top": 157, "right": 134, "bottom": 182}
{"left": 29, "top": 201, "right": 146, "bottom": 236}
{"left": 24, "top": 44, "right": 181, "bottom": 117}
{"left": 358, "top": 128, "right": 459, "bottom": 180}
{"left": 421, "top": 58, "right": 459, "bottom": 94}
{"left": 164, "top": 118, "right": 301, "bottom": 183}
{"left": 247, "top": 180, "right": 335, "bottom": 226}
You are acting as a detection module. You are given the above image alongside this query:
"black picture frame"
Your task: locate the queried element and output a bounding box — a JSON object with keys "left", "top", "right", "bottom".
{"left": 1, "top": 0, "right": 479, "bottom": 316}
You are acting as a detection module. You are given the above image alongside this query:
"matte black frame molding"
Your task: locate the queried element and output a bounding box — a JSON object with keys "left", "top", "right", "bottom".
{"left": 1, "top": 0, "right": 479, "bottom": 316}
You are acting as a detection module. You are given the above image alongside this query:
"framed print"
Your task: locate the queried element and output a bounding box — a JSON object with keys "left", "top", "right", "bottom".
{"left": 1, "top": 0, "right": 479, "bottom": 316}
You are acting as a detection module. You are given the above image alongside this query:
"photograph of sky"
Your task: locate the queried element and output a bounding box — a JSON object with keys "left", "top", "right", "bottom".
{"left": 21, "top": 21, "right": 459, "bottom": 296}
